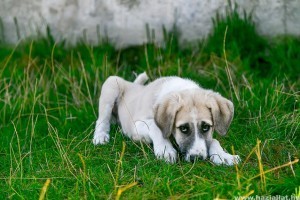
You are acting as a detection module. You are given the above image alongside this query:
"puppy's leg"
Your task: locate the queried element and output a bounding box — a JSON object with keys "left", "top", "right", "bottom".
{"left": 208, "top": 139, "right": 241, "bottom": 166}
{"left": 135, "top": 120, "right": 177, "bottom": 163}
{"left": 133, "top": 72, "right": 149, "bottom": 85}
{"left": 93, "top": 76, "right": 127, "bottom": 145}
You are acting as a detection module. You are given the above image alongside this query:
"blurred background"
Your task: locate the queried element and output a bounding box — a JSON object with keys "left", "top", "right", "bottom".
{"left": 1, "top": 0, "right": 300, "bottom": 47}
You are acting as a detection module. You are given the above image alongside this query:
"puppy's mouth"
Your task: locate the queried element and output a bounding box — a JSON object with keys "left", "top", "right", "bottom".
{"left": 185, "top": 153, "right": 207, "bottom": 163}
{"left": 177, "top": 148, "right": 208, "bottom": 163}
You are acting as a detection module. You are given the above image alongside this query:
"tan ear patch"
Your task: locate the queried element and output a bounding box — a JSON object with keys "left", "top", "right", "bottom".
{"left": 154, "top": 94, "right": 182, "bottom": 138}
{"left": 209, "top": 93, "right": 234, "bottom": 135}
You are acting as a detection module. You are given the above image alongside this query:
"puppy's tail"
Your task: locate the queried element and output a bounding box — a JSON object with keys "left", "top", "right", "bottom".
{"left": 134, "top": 72, "right": 149, "bottom": 85}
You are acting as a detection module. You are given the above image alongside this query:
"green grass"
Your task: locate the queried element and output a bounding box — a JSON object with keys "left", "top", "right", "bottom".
{"left": 0, "top": 12, "right": 299, "bottom": 199}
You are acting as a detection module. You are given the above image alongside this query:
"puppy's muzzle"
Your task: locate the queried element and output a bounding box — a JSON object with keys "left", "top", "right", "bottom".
{"left": 189, "top": 154, "right": 206, "bottom": 163}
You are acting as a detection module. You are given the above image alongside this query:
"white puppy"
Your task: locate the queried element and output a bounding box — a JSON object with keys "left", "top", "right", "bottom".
{"left": 93, "top": 73, "right": 240, "bottom": 165}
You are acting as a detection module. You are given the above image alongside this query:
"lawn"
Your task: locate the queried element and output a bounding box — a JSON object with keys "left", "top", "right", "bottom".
{"left": 0, "top": 12, "right": 299, "bottom": 199}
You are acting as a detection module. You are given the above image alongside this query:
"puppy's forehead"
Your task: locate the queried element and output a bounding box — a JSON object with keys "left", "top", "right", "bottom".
{"left": 176, "top": 104, "right": 212, "bottom": 126}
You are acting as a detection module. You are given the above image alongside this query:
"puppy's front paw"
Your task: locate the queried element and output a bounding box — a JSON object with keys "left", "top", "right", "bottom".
{"left": 93, "top": 132, "right": 110, "bottom": 145}
{"left": 210, "top": 153, "right": 241, "bottom": 166}
{"left": 155, "top": 145, "right": 177, "bottom": 164}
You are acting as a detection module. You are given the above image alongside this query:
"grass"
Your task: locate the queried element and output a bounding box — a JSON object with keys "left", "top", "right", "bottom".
{"left": 0, "top": 11, "right": 299, "bottom": 199}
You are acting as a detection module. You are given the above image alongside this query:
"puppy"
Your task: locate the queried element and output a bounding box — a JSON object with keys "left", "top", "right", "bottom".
{"left": 93, "top": 72, "right": 240, "bottom": 165}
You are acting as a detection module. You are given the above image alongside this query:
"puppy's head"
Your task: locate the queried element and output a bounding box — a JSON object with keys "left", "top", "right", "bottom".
{"left": 154, "top": 89, "right": 234, "bottom": 162}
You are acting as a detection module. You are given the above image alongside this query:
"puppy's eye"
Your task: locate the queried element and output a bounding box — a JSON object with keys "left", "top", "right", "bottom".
{"left": 201, "top": 122, "right": 211, "bottom": 133}
{"left": 178, "top": 124, "right": 190, "bottom": 134}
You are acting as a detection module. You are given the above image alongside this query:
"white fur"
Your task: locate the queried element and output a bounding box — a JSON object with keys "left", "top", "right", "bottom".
{"left": 209, "top": 139, "right": 241, "bottom": 166}
{"left": 155, "top": 77, "right": 199, "bottom": 103}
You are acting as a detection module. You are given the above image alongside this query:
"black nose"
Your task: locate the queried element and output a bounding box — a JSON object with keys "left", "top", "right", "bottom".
{"left": 190, "top": 155, "right": 203, "bottom": 162}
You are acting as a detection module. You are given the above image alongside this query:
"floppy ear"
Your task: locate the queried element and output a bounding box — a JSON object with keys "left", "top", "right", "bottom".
{"left": 209, "top": 93, "right": 234, "bottom": 136}
{"left": 154, "top": 94, "right": 182, "bottom": 138}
